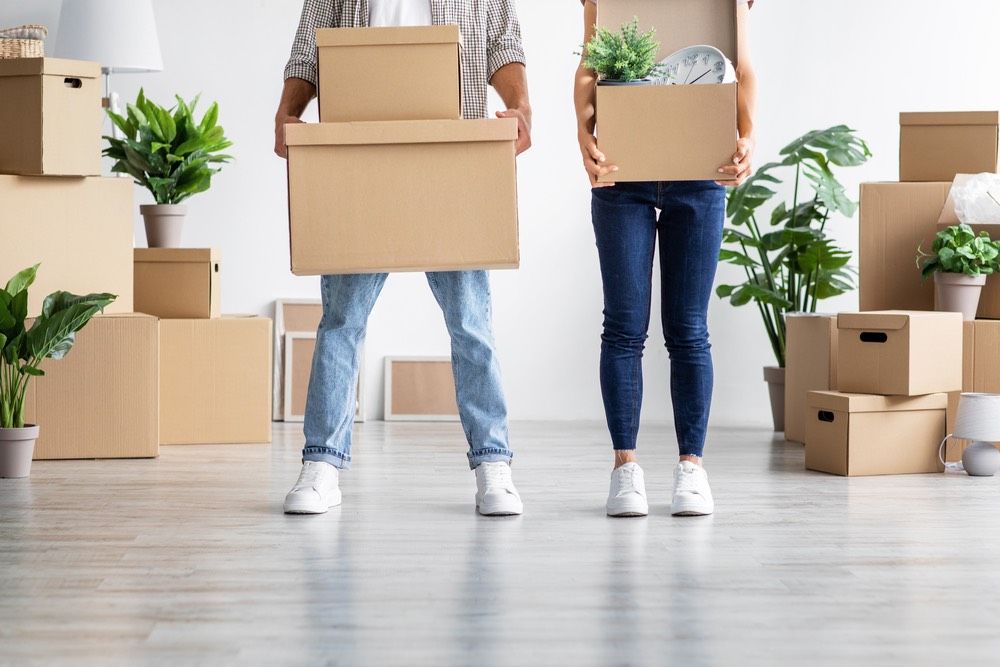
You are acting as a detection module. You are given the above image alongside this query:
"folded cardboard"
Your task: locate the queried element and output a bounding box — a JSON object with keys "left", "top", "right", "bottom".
{"left": 0, "top": 175, "right": 134, "bottom": 316}
{"left": 837, "top": 311, "right": 962, "bottom": 396}
{"left": 286, "top": 119, "right": 519, "bottom": 275}
{"left": 134, "top": 248, "right": 221, "bottom": 319}
{"left": 900, "top": 112, "right": 1000, "bottom": 183}
{"left": 945, "top": 321, "right": 1000, "bottom": 460}
{"left": 0, "top": 58, "right": 102, "bottom": 176}
{"left": 859, "top": 182, "right": 952, "bottom": 312}
{"left": 159, "top": 317, "right": 273, "bottom": 445}
{"left": 784, "top": 314, "right": 838, "bottom": 444}
{"left": 317, "top": 25, "right": 461, "bottom": 122}
{"left": 595, "top": 0, "right": 738, "bottom": 182}
{"left": 805, "top": 391, "right": 946, "bottom": 476}
{"left": 25, "top": 314, "right": 158, "bottom": 460}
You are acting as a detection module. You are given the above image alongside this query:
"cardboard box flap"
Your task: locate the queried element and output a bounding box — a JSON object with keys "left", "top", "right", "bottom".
{"left": 316, "top": 25, "right": 460, "bottom": 48}
{"left": 286, "top": 118, "right": 517, "bottom": 147}
{"left": 808, "top": 390, "right": 948, "bottom": 414}
{"left": 134, "top": 248, "right": 220, "bottom": 263}
{"left": 0, "top": 57, "right": 101, "bottom": 79}
{"left": 837, "top": 311, "right": 911, "bottom": 332}
{"left": 597, "top": 0, "right": 738, "bottom": 66}
{"left": 901, "top": 111, "right": 1000, "bottom": 127}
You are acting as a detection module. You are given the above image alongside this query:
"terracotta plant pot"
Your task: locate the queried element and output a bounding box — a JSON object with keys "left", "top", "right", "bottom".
{"left": 0, "top": 424, "right": 39, "bottom": 478}
{"left": 763, "top": 366, "right": 785, "bottom": 432}
{"left": 934, "top": 272, "right": 986, "bottom": 321}
{"left": 140, "top": 204, "right": 187, "bottom": 248}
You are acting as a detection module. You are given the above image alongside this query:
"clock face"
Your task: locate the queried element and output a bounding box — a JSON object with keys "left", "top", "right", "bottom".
{"left": 659, "top": 45, "right": 734, "bottom": 85}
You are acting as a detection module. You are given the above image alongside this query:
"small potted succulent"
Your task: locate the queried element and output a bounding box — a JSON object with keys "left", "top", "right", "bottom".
{"left": 583, "top": 17, "right": 662, "bottom": 85}
{"left": 0, "top": 265, "right": 115, "bottom": 478}
{"left": 104, "top": 90, "right": 234, "bottom": 248}
{"left": 918, "top": 224, "right": 1000, "bottom": 320}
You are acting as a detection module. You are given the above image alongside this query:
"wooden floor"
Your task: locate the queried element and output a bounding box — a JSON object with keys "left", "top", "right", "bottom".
{"left": 2, "top": 421, "right": 999, "bottom": 666}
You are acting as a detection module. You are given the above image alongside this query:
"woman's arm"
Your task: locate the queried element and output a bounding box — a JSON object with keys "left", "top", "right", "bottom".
{"left": 717, "top": 3, "right": 756, "bottom": 185}
{"left": 573, "top": 1, "right": 617, "bottom": 187}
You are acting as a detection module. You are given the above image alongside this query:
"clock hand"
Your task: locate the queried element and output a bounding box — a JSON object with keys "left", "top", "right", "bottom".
{"left": 689, "top": 68, "right": 714, "bottom": 84}
{"left": 683, "top": 64, "right": 695, "bottom": 84}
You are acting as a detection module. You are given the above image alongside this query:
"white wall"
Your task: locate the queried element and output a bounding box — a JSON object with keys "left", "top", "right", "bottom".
{"left": 6, "top": 0, "right": 1000, "bottom": 424}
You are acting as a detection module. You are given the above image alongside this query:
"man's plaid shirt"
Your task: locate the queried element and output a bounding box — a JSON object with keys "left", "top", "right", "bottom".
{"left": 285, "top": 0, "right": 525, "bottom": 120}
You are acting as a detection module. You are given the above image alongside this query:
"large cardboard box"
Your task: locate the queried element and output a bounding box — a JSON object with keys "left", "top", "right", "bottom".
{"left": 134, "top": 248, "right": 221, "bottom": 319}
{"left": 0, "top": 58, "right": 102, "bottom": 176}
{"left": 286, "top": 119, "right": 519, "bottom": 275}
{"left": 784, "top": 314, "right": 838, "bottom": 445}
{"left": 837, "top": 311, "right": 962, "bottom": 396}
{"left": 805, "top": 391, "right": 947, "bottom": 476}
{"left": 159, "top": 317, "right": 273, "bottom": 445}
{"left": 945, "top": 321, "right": 1000, "bottom": 461}
{"left": 900, "top": 112, "right": 1000, "bottom": 183}
{"left": 595, "top": 0, "right": 738, "bottom": 182}
{"left": 25, "top": 314, "right": 159, "bottom": 460}
{"left": 0, "top": 175, "right": 134, "bottom": 317}
{"left": 317, "top": 26, "right": 461, "bottom": 123}
{"left": 859, "top": 182, "right": 952, "bottom": 312}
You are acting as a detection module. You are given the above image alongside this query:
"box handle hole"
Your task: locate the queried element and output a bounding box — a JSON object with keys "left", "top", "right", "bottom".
{"left": 859, "top": 332, "right": 888, "bottom": 343}
{"left": 64, "top": 78, "right": 83, "bottom": 89}
{"left": 818, "top": 410, "right": 835, "bottom": 423}
{"left": 213, "top": 263, "right": 220, "bottom": 273}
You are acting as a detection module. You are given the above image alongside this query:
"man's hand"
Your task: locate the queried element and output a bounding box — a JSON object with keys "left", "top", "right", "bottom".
{"left": 579, "top": 132, "right": 617, "bottom": 188}
{"left": 496, "top": 108, "right": 532, "bottom": 156}
{"left": 717, "top": 136, "right": 755, "bottom": 187}
{"left": 274, "top": 115, "right": 305, "bottom": 159}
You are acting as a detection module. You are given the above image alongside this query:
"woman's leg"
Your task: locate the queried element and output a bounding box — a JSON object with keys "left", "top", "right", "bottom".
{"left": 591, "top": 183, "right": 659, "bottom": 458}
{"left": 656, "top": 181, "right": 727, "bottom": 460}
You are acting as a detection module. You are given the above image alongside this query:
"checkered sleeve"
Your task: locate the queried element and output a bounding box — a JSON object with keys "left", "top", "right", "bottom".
{"left": 284, "top": 0, "right": 332, "bottom": 86}
{"left": 486, "top": 0, "right": 526, "bottom": 81}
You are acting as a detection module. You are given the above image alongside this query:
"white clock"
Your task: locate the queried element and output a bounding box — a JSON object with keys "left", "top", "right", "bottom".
{"left": 659, "top": 45, "right": 736, "bottom": 86}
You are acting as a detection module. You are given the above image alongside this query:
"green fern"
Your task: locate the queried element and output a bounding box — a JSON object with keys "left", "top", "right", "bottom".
{"left": 583, "top": 17, "right": 661, "bottom": 82}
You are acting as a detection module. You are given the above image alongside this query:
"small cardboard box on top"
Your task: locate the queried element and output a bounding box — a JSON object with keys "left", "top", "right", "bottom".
{"left": 805, "top": 391, "right": 947, "bottom": 476}
{"left": 900, "top": 112, "right": 1000, "bottom": 183}
{"left": 317, "top": 25, "right": 461, "bottom": 122}
{"left": 595, "top": 0, "right": 738, "bottom": 182}
{"left": 134, "top": 248, "right": 221, "bottom": 319}
{"left": 945, "top": 321, "right": 1000, "bottom": 461}
{"left": 836, "top": 311, "right": 962, "bottom": 396}
{"left": 25, "top": 314, "right": 159, "bottom": 460}
{"left": 937, "top": 174, "right": 1000, "bottom": 319}
{"left": 784, "top": 314, "right": 838, "bottom": 445}
{"left": 285, "top": 118, "right": 519, "bottom": 275}
{"left": 0, "top": 58, "right": 102, "bottom": 176}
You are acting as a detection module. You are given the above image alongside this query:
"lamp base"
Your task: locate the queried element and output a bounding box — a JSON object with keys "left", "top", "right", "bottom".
{"left": 962, "top": 441, "right": 1000, "bottom": 477}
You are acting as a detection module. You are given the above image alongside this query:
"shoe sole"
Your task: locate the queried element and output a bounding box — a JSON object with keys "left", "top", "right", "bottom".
{"left": 476, "top": 502, "right": 523, "bottom": 516}
{"left": 671, "top": 500, "right": 713, "bottom": 517}
{"left": 607, "top": 511, "right": 648, "bottom": 518}
{"left": 284, "top": 495, "right": 342, "bottom": 515}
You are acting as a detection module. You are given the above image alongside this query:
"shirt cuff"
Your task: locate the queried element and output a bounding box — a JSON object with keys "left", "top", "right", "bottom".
{"left": 284, "top": 60, "right": 318, "bottom": 87}
{"left": 488, "top": 44, "right": 526, "bottom": 81}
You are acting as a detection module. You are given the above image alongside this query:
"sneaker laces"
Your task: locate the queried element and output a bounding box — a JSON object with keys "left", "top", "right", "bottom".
{"left": 481, "top": 463, "right": 512, "bottom": 490}
{"left": 297, "top": 462, "right": 329, "bottom": 488}
{"left": 674, "top": 464, "right": 703, "bottom": 494}
{"left": 615, "top": 465, "right": 642, "bottom": 496}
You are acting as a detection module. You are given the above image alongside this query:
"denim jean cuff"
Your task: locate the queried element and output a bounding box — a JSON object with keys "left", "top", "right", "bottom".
{"left": 467, "top": 448, "right": 513, "bottom": 470}
{"left": 303, "top": 446, "right": 352, "bottom": 470}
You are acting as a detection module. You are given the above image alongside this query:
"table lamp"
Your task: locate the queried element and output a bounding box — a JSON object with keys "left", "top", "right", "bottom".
{"left": 948, "top": 393, "right": 1000, "bottom": 476}
{"left": 54, "top": 0, "right": 163, "bottom": 132}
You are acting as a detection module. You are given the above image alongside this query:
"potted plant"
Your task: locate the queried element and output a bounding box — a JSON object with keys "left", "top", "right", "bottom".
{"left": 0, "top": 265, "right": 115, "bottom": 478}
{"left": 104, "top": 90, "right": 234, "bottom": 248}
{"left": 716, "top": 126, "right": 871, "bottom": 431}
{"left": 583, "top": 17, "right": 662, "bottom": 85}
{"left": 917, "top": 224, "right": 1000, "bottom": 320}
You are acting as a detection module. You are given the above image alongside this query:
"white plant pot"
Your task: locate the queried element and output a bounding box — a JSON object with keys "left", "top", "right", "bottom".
{"left": 934, "top": 272, "right": 986, "bottom": 321}
{"left": 0, "top": 425, "right": 39, "bottom": 478}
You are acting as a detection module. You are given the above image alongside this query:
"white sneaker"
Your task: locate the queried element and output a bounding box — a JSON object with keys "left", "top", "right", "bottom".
{"left": 606, "top": 462, "right": 649, "bottom": 517}
{"left": 475, "top": 462, "right": 523, "bottom": 516}
{"left": 283, "top": 461, "right": 342, "bottom": 514}
{"left": 671, "top": 461, "right": 714, "bottom": 516}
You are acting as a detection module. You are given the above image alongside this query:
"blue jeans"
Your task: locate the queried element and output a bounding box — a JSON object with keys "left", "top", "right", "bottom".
{"left": 591, "top": 181, "right": 726, "bottom": 457}
{"left": 302, "top": 271, "right": 512, "bottom": 470}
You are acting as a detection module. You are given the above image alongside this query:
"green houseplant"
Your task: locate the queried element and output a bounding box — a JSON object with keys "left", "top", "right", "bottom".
{"left": 917, "top": 224, "right": 1000, "bottom": 320}
{"left": 104, "top": 89, "right": 234, "bottom": 248}
{"left": 716, "top": 126, "right": 871, "bottom": 430}
{"left": 583, "top": 17, "right": 661, "bottom": 84}
{"left": 0, "top": 265, "right": 115, "bottom": 478}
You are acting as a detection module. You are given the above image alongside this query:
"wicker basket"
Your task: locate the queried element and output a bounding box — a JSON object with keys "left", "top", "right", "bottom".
{"left": 0, "top": 24, "right": 47, "bottom": 60}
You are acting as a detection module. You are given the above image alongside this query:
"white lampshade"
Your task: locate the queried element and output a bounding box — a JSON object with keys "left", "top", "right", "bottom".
{"left": 54, "top": 0, "right": 163, "bottom": 73}
{"left": 953, "top": 393, "right": 1000, "bottom": 442}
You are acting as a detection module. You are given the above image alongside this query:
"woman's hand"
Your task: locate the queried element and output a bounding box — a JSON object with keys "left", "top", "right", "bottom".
{"left": 579, "top": 132, "right": 618, "bottom": 188}
{"left": 716, "top": 136, "right": 755, "bottom": 187}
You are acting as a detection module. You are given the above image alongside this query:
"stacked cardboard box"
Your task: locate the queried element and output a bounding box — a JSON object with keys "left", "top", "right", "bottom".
{"left": 0, "top": 57, "right": 157, "bottom": 460}
{"left": 285, "top": 25, "right": 520, "bottom": 275}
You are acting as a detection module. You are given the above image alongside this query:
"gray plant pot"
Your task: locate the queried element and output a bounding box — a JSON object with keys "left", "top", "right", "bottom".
{"left": 597, "top": 78, "right": 654, "bottom": 86}
{"left": 140, "top": 204, "right": 188, "bottom": 248}
{"left": 763, "top": 366, "right": 785, "bottom": 432}
{"left": 934, "top": 272, "right": 986, "bottom": 321}
{"left": 0, "top": 425, "right": 39, "bottom": 478}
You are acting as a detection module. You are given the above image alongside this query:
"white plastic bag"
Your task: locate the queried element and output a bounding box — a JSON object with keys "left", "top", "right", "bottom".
{"left": 953, "top": 173, "right": 1000, "bottom": 224}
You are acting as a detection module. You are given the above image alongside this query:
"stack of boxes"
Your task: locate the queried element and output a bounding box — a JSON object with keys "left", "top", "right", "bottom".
{"left": 285, "top": 25, "right": 520, "bottom": 275}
